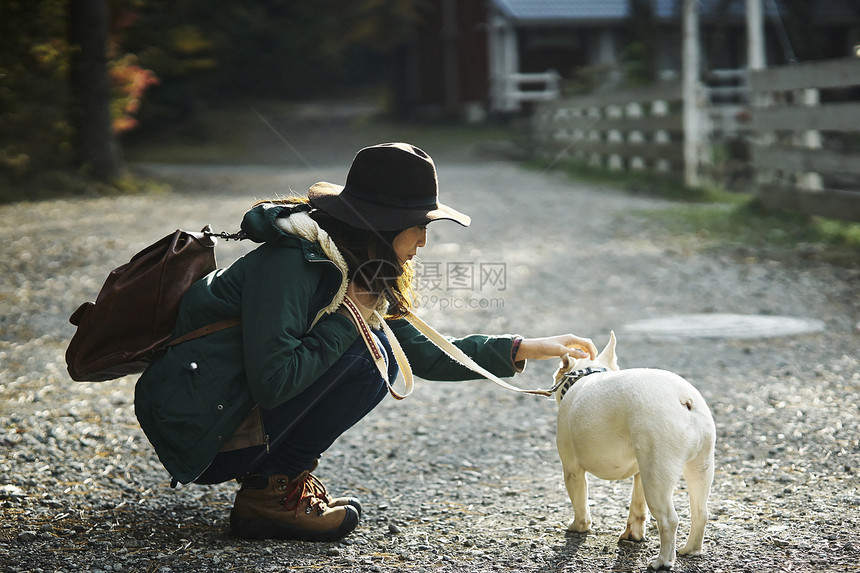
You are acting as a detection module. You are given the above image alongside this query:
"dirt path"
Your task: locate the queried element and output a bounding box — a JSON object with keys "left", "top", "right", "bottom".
{"left": 1, "top": 149, "right": 858, "bottom": 572}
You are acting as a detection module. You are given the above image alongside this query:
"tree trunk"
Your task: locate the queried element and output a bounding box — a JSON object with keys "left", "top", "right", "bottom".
{"left": 69, "top": 0, "right": 120, "bottom": 181}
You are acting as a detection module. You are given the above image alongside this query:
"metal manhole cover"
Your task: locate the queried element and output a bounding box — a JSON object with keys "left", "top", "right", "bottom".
{"left": 621, "top": 313, "right": 826, "bottom": 340}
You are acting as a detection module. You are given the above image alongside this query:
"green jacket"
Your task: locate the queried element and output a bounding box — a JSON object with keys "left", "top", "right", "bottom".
{"left": 134, "top": 203, "right": 521, "bottom": 484}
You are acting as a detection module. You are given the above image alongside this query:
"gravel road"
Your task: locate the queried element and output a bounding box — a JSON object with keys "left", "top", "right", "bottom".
{"left": 1, "top": 142, "right": 858, "bottom": 572}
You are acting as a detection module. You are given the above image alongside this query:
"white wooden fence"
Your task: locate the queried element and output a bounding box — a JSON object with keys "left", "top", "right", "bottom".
{"left": 532, "top": 80, "right": 685, "bottom": 179}
{"left": 748, "top": 57, "right": 860, "bottom": 222}
{"left": 532, "top": 57, "right": 860, "bottom": 222}
{"left": 492, "top": 71, "right": 561, "bottom": 112}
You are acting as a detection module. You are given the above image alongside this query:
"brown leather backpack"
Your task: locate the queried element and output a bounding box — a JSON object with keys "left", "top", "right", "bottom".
{"left": 66, "top": 226, "right": 241, "bottom": 382}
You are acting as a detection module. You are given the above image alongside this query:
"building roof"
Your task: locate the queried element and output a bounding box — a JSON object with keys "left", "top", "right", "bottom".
{"left": 492, "top": 0, "right": 628, "bottom": 23}
{"left": 492, "top": 0, "right": 859, "bottom": 25}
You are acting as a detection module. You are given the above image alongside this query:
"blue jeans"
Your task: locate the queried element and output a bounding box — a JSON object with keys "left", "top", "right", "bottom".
{"left": 195, "top": 330, "right": 394, "bottom": 484}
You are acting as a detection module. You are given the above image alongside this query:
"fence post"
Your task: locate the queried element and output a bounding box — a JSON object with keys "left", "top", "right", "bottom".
{"left": 683, "top": 0, "right": 703, "bottom": 187}
{"left": 799, "top": 88, "right": 823, "bottom": 191}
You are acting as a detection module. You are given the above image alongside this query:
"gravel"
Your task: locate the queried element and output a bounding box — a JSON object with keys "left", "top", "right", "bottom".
{"left": 1, "top": 146, "right": 858, "bottom": 572}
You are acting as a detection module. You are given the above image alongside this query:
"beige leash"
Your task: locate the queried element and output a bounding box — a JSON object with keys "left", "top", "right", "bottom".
{"left": 402, "top": 312, "right": 552, "bottom": 397}
{"left": 341, "top": 297, "right": 552, "bottom": 399}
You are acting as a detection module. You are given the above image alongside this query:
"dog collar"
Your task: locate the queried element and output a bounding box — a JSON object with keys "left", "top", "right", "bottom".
{"left": 554, "top": 367, "right": 608, "bottom": 400}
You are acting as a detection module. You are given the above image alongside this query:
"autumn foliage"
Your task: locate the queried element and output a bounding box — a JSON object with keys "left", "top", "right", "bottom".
{"left": 109, "top": 54, "right": 159, "bottom": 133}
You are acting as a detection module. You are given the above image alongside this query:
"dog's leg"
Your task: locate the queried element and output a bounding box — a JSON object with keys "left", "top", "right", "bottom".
{"left": 562, "top": 463, "right": 592, "bottom": 533}
{"left": 679, "top": 445, "right": 714, "bottom": 556}
{"left": 639, "top": 465, "right": 681, "bottom": 570}
{"left": 619, "top": 472, "right": 648, "bottom": 542}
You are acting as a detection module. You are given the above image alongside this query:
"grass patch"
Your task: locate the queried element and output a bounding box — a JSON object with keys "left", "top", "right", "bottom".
{"left": 541, "top": 157, "right": 860, "bottom": 268}
{"left": 527, "top": 157, "right": 738, "bottom": 203}
{"left": 640, "top": 198, "right": 860, "bottom": 267}
{"left": 648, "top": 199, "right": 844, "bottom": 243}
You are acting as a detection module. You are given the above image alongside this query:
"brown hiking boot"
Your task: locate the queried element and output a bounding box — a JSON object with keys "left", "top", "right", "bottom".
{"left": 230, "top": 471, "right": 359, "bottom": 541}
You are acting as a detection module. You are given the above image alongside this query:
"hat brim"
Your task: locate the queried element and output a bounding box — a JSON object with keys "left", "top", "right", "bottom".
{"left": 308, "top": 182, "right": 471, "bottom": 231}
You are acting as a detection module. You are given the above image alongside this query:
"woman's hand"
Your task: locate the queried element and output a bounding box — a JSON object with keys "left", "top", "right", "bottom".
{"left": 515, "top": 334, "right": 597, "bottom": 361}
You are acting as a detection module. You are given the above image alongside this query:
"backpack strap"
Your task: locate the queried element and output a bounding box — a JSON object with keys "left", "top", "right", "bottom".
{"left": 164, "top": 318, "right": 242, "bottom": 349}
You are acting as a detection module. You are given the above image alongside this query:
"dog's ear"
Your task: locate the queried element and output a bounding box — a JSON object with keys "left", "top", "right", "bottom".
{"left": 597, "top": 331, "right": 620, "bottom": 370}
{"left": 560, "top": 353, "right": 571, "bottom": 369}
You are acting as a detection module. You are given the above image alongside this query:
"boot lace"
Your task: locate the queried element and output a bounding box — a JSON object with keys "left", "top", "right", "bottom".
{"left": 278, "top": 473, "right": 327, "bottom": 517}
{"left": 305, "top": 473, "right": 334, "bottom": 505}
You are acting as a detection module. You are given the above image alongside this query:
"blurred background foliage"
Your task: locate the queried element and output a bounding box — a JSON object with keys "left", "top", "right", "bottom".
{"left": 1, "top": 0, "right": 72, "bottom": 178}
{"left": 118, "top": 0, "right": 419, "bottom": 127}
{"left": 0, "top": 0, "right": 419, "bottom": 197}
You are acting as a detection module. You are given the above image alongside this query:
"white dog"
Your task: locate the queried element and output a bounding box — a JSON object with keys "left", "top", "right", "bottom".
{"left": 552, "top": 332, "right": 715, "bottom": 570}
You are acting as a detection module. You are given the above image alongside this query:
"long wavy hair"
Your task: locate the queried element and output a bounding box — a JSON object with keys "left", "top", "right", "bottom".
{"left": 254, "top": 196, "right": 416, "bottom": 318}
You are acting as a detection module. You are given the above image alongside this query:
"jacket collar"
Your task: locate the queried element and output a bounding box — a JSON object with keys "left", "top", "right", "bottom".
{"left": 276, "top": 212, "right": 387, "bottom": 327}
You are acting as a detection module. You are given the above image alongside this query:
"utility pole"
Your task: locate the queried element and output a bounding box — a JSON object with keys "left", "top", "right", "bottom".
{"left": 682, "top": 0, "right": 702, "bottom": 187}
{"left": 747, "top": 0, "right": 766, "bottom": 70}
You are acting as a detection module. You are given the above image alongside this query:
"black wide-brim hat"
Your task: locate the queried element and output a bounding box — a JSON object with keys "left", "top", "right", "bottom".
{"left": 307, "top": 142, "right": 471, "bottom": 231}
